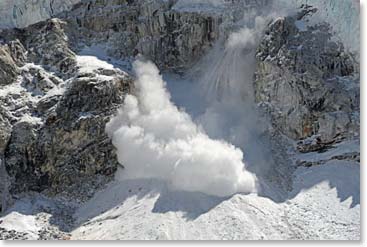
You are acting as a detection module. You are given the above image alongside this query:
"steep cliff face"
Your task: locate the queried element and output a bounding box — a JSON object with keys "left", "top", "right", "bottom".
{"left": 58, "top": 0, "right": 272, "bottom": 71}
{"left": 0, "top": 0, "right": 80, "bottom": 29}
{"left": 62, "top": 0, "right": 219, "bottom": 71}
{"left": 254, "top": 7, "right": 359, "bottom": 144}
{"left": 0, "top": 44, "right": 20, "bottom": 86}
{"left": 0, "top": 0, "right": 359, "bottom": 53}
{"left": 0, "top": 18, "right": 133, "bottom": 209}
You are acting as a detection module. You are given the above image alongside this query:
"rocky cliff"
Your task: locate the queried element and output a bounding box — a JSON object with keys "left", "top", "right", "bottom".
{"left": 0, "top": 18, "right": 133, "bottom": 212}
{"left": 254, "top": 6, "right": 359, "bottom": 163}
{"left": 0, "top": 0, "right": 80, "bottom": 29}
{"left": 60, "top": 0, "right": 271, "bottom": 71}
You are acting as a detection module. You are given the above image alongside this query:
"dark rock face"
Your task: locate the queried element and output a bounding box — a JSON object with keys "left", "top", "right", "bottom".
{"left": 25, "top": 19, "right": 77, "bottom": 77}
{"left": 0, "top": 42, "right": 19, "bottom": 210}
{"left": 0, "top": 112, "right": 11, "bottom": 154}
{"left": 0, "top": 157, "right": 11, "bottom": 212}
{"left": 7, "top": 39, "right": 27, "bottom": 66}
{"left": 62, "top": 0, "right": 224, "bottom": 72}
{"left": 32, "top": 69, "right": 132, "bottom": 198}
{"left": 4, "top": 121, "right": 40, "bottom": 193}
{"left": 254, "top": 8, "right": 359, "bottom": 142}
{"left": 0, "top": 44, "right": 19, "bottom": 86}
{"left": 0, "top": 18, "right": 133, "bottom": 202}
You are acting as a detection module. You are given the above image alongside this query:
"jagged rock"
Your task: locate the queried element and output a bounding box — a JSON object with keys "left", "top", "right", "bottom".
{"left": 4, "top": 120, "right": 41, "bottom": 194}
{"left": 0, "top": 44, "right": 19, "bottom": 85}
{"left": 62, "top": 0, "right": 224, "bottom": 71}
{"left": 21, "top": 64, "right": 63, "bottom": 96}
{"left": 332, "top": 152, "right": 360, "bottom": 163}
{"left": 36, "top": 96, "right": 62, "bottom": 116}
{"left": 0, "top": 1, "right": 360, "bottom": 240}
{"left": 318, "top": 112, "right": 351, "bottom": 142}
{"left": 21, "top": 69, "right": 55, "bottom": 96}
{"left": 296, "top": 135, "right": 343, "bottom": 153}
{"left": 296, "top": 152, "right": 360, "bottom": 167}
{"left": 0, "top": 15, "right": 134, "bottom": 203}
{"left": 0, "top": 227, "right": 31, "bottom": 240}
{"left": 0, "top": 111, "right": 12, "bottom": 154}
{"left": 1, "top": 18, "right": 76, "bottom": 78}
{"left": 1, "top": 0, "right": 270, "bottom": 74}
{"left": 2, "top": 63, "right": 132, "bottom": 200}
{"left": 30, "top": 68, "right": 132, "bottom": 199}
{"left": 0, "top": 0, "right": 80, "bottom": 29}
{"left": 0, "top": 158, "right": 12, "bottom": 213}
{"left": 0, "top": 110, "right": 12, "bottom": 212}
{"left": 7, "top": 40, "right": 27, "bottom": 66}
{"left": 254, "top": 8, "right": 359, "bottom": 141}
{"left": 25, "top": 19, "right": 77, "bottom": 77}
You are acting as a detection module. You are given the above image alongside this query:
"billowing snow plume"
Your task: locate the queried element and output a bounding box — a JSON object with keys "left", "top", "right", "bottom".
{"left": 194, "top": 16, "right": 275, "bottom": 179}
{"left": 106, "top": 59, "right": 257, "bottom": 197}
{"left": 198, "top": 16, "right": 266, "bottom": 103}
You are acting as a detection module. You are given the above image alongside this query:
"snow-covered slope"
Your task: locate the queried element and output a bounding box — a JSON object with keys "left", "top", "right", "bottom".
{"left": 70, "top": 159, "right": 359, "bottom": 240}
{"left": 0, "top": 0, "right": 79, "bottom": 29}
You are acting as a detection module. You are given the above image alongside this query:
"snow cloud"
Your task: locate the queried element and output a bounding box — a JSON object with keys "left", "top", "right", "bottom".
{"left": 106, "top": 59, "right": 257, "bottom": 197}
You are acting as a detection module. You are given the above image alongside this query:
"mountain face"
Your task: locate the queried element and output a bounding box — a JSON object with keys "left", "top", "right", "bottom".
{"left": 255, "top": 8, "right": 359, "bottom": 141}
{"left": 0, "top": 0, "right": 360, "bottom": 240}
{"left": 0, "top": 0, "right": 80, "bottom": 29}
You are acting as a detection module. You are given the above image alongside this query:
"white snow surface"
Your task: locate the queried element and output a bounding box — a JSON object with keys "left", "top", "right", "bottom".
{"left": 0, "top": 155, "right": 360, "bottom": 240}
{"left": 0, "top": 212, "right": 40, "bottom": 240}
{"left": 70, "top": 160, "right": 359, "bottom": 240}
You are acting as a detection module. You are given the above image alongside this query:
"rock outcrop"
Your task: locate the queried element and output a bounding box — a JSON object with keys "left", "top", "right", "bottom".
{"left": 32, "top": 66, "right": 132, "bottom": 198}
{"left": 25, "top": 19, "right": 77, "bottom": 77}
{"left": 0, "top": 18, "right": 133, "bottom": 203}
{"left": 61, "top": 0, "right": 221, "bottom": 72}
{"left": 0, "top": 0, "right": 80, "bottom": 29}
{"left": 0, "top": 112, "right": 11, "bottom": 155}
{"left": 254, "top": 7, "right": 359, "bottom": 144}
{"left": 0, "top": 44, "right": 19, "bottom": 86}
{"left": 60, "top": 0, "right": 271, "bottom": 72}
